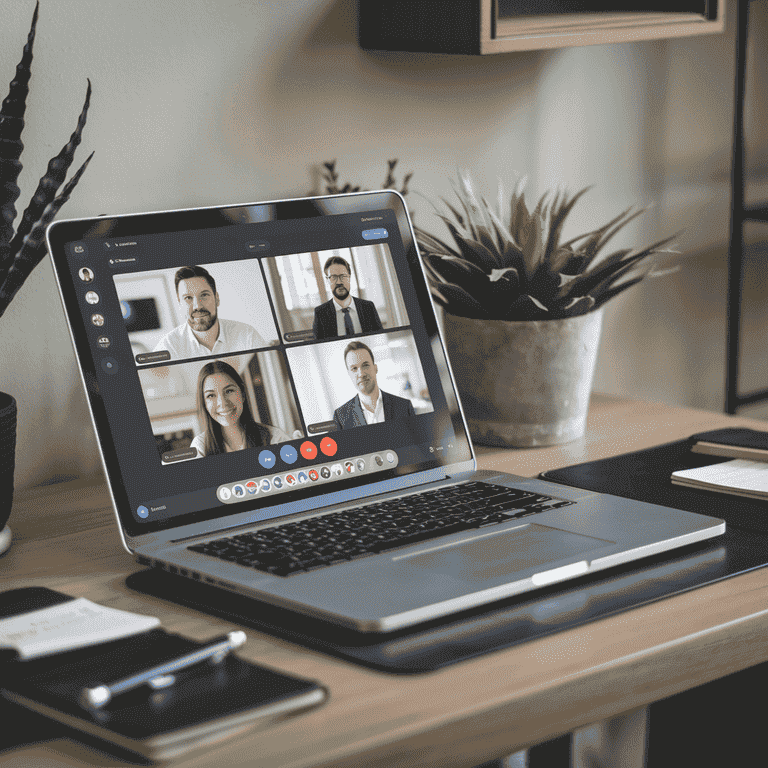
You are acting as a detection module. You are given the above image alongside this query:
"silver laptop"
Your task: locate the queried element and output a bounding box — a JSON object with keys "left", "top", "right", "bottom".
{"left": 47, "top": 191, "right": 724, "bottom": 633}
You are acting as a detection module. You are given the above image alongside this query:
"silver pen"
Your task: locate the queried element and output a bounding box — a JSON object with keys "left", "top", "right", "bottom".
{"left": 80, "top": 630, "right": 247, "bottom": 709}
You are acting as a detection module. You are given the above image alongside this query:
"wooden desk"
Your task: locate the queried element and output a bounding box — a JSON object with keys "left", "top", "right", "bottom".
{"left": 3, "top": 394, "right": 768, "bottom": 768}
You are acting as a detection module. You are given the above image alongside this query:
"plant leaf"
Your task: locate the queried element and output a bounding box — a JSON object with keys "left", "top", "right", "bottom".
{"left": 7, "top": 80, "right": 91, "bottom": 262}
{"left": 0, "top": 151, "right": 93, "bottom": 319}
{"left": 0, "top": 1, "right": 38, "bottom": 255}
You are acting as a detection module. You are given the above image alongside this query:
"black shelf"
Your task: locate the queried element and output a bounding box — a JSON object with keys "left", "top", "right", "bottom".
{"left": 725, "top": 0, "right": 768, "bottom": 414}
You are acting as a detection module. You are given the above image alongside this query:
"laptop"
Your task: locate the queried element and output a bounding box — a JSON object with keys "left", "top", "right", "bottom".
{"left": 46, "top": 190, "right": 725, "bottom": 633}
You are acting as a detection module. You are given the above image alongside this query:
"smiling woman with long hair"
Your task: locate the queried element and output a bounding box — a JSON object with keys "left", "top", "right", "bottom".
{"left": 190, "top": 360, "right": 290, "bottom": 457}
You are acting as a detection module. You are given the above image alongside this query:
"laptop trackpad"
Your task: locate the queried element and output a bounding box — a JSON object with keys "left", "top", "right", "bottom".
{"left": 397, "top": 523, "right": 614, "bottom": 582}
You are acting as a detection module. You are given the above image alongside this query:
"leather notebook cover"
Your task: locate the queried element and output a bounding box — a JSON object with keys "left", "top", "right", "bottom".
{"left": 0, "top": 588, "right": 326, "bottom": 760}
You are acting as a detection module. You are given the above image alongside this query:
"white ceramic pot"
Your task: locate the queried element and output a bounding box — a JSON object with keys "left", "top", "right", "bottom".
{"left": 442, "top": 309, "right": 604, "bottom": 448}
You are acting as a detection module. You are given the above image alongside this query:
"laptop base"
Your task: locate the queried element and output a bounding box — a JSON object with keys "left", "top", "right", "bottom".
{"left": 126, "top": 524, "right": 767, "bottom": 673}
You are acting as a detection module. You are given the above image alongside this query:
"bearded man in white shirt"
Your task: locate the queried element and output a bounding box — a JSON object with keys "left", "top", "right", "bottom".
{"left": 154, "top": 265, "right": 266, "bottom": 360}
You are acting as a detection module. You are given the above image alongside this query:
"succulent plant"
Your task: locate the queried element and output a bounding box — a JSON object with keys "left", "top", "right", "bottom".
{"left": 319, "top": 159, "right": 412, "bottom": 197}
{"left": 416, "top": 172, "right": 678, "bottom": 321}
{"left": 0, "top": 2, "right": 93, "bottom": 321}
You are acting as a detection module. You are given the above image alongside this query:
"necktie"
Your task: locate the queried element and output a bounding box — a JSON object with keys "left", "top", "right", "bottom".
{"left": 342, "top": 307, "right": 354, "bottom": 336}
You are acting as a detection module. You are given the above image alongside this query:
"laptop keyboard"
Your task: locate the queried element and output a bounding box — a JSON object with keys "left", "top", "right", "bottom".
{"left": 188, "top": 481, "right": 574, "bottom": 577}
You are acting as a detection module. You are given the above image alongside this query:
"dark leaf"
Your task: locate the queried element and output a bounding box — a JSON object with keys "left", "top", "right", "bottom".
{"left": 0, "top": 151, "right": 93, "bottom": 318}
{"left": 0, "top": 2, "right": 39, "bottom": 252}
{"left": 7, "top": 80, "right": 91, "bottom": 262}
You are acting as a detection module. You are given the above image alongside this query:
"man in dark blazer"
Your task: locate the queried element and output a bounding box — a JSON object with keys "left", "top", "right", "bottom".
{"left": 333, "top": 341, "right": 416, "bottom": 429}
{"left": 313, "top": 255, "right": 384, "bottom": 340}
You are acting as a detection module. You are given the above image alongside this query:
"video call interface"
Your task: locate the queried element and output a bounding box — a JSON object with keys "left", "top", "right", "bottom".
{"left": 64, "top": 209, "right": 465, "bottom": 531}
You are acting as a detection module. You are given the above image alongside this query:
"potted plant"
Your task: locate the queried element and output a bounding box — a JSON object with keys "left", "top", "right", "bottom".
{"left": 415, "top": 172, "right": 677, "bottom": 448}
{"left": 0, "top": 2, "right": 93, "bottom": 554}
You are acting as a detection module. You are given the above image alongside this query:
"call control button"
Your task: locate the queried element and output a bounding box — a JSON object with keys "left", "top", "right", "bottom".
{"left": 300, "top": 441, "right": 317, "bottom": 460}
{"left": 320, "top": 436, "right": 337, "bottom": 456}
{"left": 280, "top": 445, "right": 298, "bottom": 464}
{"left": 259, "top": 450, "right": 276, "bottom": 469}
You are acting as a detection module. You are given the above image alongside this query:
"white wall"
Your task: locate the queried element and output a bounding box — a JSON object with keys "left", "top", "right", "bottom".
{"left": 0, "top": 0, "right": 760, "bottom": 490}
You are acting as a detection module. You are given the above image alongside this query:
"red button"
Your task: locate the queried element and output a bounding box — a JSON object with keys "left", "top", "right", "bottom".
{"left": 320, "top": 436, "right": 337, "bottom": 456}
{"left": 300, "top": 441, "right": 317, "bottom": 460}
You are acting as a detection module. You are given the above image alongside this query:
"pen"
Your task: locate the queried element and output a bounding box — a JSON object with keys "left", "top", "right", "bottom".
{"left": 80, "top": 630, "right": 247, "bottom": 709}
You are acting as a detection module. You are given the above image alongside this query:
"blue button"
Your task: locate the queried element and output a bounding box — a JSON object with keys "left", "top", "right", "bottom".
{"left": 362, "top": 228, "right": 388, "bottom": 240}
{"left": 137, "top": 505, "right": 149, "bottom": 519}
{"left": 280, "top": 444, "right": 298, "bottom": 464}
{"left": 259, "top": 450, "right": 276, "bottom": 469}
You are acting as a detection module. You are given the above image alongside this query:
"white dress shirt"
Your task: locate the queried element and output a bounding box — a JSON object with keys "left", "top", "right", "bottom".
{"left": 334, "top": 298, "right": 362, "bottom": 337}
{"left": 361, "top": 393, "right": 385, "bottom": 425}
{"left": 154, "top": 318, "right": 267, "bottom": 360}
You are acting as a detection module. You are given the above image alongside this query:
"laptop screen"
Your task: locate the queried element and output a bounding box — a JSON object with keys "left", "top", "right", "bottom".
{"left": 47, "top": 192, "right": 473, "bottom": 537}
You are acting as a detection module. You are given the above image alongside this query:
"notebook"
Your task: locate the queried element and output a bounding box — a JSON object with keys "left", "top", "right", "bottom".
{"left": 46, "top": 190, "right": 725, "bottom": 633}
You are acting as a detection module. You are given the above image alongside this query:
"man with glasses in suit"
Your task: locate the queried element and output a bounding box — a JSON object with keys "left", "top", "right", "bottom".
{"left": 312, "top": 255, "right": 383, "bottom": 340}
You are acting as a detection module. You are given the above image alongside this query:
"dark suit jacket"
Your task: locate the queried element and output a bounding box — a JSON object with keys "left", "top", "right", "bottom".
{"left": 333, "top": 390, "right": 416, "bottom": 430}
{"left": 312, "top": 296, "right": 383, "bottom": 340}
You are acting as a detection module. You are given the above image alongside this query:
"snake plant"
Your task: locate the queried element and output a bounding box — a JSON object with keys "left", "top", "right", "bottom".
{"left": 0, "top": 2, "right": 93, "bottom": 320}
{"left": 416, "top": 172, "right": 678, "bottom": 321}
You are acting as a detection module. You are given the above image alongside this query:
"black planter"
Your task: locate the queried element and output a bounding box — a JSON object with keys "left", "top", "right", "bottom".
{"left": 0, "top": 391, "right": 16, "bottom": 553}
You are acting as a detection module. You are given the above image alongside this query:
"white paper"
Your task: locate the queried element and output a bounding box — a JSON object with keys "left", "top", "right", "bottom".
{"left": 0, "top": 597, "right": 160, "bottom": 659}
{"left": 672, "top": 459, "right": 768, "bottom": 495}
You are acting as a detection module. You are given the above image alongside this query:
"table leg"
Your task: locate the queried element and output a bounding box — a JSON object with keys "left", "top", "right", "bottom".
{"left": 571, "top": 706, "right": 648, "bottom": 768}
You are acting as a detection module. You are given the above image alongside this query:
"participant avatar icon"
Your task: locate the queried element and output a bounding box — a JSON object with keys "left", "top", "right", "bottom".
{"left": 331, "top": 464, "right": 343, "bottom": 477}
{"left": 297, "top": 471, "right": 308, "bottom": 484}
{"left": 78, "top": 267, "right": 94, "bottom": 283}
{"left": 85, "top": 291, "right": 99, "bottom": 305}
{"left": 260, "top": 479, "right": 271, "bottom": 492}
{"left": 344, "top": 461, "right": 355, "bottom": 474}
{"left": 91, "top": 313, "right": 105, "bottom": 327}
{"left": 97, "top": 336, "right": 110, "bottom": 349}
{"left": 218, "top": 487, "right": 232, "bottom": 501}
{"left": 356, "top": 459, "right": 365, "bottom": 472}
{"left": 246, "top": 481, "right": 259, "bottom": 495}
{"left": 308, "top": 469, "right": 319, "bottom": 482}
{"left": 374, "top": 455, "right": 383, "bottom": 467}
{"left": 233, "top": 484, "right": 245, "bottom": 497}
{"left": 273, "top": 476, "right": 284, "bottom": 490}
{"left": 285, "top": 474, "right": 297, "bottom": 486}
{"left": 320, "top": 466, "right": 331, "bottom": 479}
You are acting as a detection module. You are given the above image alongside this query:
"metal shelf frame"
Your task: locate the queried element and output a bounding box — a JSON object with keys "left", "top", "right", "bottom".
{"left": 725, "top": 0, "right": 768, "bottom": 413}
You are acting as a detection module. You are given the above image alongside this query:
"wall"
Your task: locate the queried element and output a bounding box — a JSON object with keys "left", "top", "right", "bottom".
{"left": 0, "top": 0, "right": 762, "bottom": 490}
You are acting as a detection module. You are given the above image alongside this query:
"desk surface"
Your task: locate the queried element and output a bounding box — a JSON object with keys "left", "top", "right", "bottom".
{"left": 4, "top": 394, "right": 768, "bottom": 768}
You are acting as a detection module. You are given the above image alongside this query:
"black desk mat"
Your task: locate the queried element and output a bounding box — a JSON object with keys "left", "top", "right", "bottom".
{"left": 540, "top": 432, "right": 768, "bottom": 533}
{"left": 127, "top": 522, "right": 768, "bottom": 674}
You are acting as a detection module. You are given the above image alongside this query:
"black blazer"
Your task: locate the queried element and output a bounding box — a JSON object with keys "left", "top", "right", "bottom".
{"left": 333, "top": 390, "right": 416, "bottom": 430}
{"left": 312, "top": 296, "right": 383, "bottom": 340}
